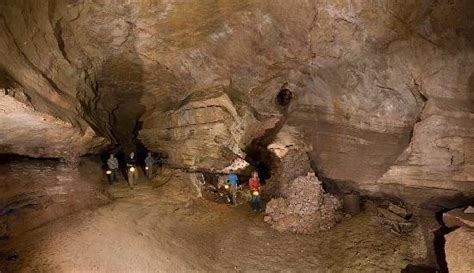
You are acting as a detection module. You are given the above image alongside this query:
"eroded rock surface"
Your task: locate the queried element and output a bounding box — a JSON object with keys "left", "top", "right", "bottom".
{"left": 264, "top": 172, "right": 342, "bottom": 234}
{"left": 0, "top": 93, "right": 106, "bottom": 159}
{"left": 445, "top": 227, "right": 474, "bottom": 273}
{"left": 0, "top": 0, "right": 472, "bottom": 199}
{"left": 139, "top": 87, "right": 264, "bottom": 171}
{"left": 265, "top": 125, "right": 313, "bottom": 197}
{"left": 0, "top": 156, "right": 110, "bottom": 238}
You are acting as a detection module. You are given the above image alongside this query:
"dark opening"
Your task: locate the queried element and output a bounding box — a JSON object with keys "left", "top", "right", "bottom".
{"left": 0, "top": 153, "right": 61, "bottom": 163}
{"left": 276, "top": 88, "right": 293, "bottom": 107}
{"left": 244, "top": 141, "right": 273, "bottom": 184}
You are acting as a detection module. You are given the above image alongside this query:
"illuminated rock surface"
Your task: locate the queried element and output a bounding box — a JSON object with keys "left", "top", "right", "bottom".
{"left": 0, "top": 0, "right": 472, "bottom": 199}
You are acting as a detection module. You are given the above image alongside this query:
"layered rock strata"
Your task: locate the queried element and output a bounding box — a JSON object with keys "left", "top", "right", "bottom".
{"left": 0, "top": 0, "right": 472, "bottom": 199}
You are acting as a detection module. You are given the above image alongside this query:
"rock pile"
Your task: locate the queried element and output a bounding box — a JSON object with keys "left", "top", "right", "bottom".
{"left": 376, "top": 203, "right": 416, "bottom": 234}
{"left": 264, "top": 172, "right": 342, "bottom": 234}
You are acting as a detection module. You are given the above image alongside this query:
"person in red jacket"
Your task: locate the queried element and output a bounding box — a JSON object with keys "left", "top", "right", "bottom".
{"left": 248, "top": 171, "right": 262, "bottom": 212}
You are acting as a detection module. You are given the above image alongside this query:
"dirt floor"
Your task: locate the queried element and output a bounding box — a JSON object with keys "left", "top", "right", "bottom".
{"left": 0, "top": 168, "right": 424, "bottom": 272}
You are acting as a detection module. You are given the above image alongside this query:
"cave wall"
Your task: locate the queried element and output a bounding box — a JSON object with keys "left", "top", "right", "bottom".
{"left": 0, "top": 157, "right": 110, "bottom": 238}
{"left": 0, "top": 0, "right": 472, "bottom": 197}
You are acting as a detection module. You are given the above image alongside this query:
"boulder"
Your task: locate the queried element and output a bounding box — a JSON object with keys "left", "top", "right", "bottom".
{"left": 443, "top": 208, "right": 474, "bottom": 229}
{"left": 445, "top": 227, "right": 474, "bottom": 273}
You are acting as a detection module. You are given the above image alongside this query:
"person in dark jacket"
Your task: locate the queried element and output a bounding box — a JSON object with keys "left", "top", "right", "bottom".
{"left": 126, "top": 152, "right": 138, "bottom": 189}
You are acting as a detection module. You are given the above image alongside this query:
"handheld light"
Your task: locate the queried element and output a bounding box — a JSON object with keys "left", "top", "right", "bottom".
{"left": 106, "top": 170, "right": 112, "bottom": 175}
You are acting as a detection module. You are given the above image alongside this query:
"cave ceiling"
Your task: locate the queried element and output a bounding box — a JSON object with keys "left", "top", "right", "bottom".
{"left": 0, "top": 0, "right": 473, "bottom": 195}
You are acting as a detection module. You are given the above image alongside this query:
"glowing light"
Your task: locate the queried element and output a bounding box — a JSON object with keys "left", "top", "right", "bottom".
{"left": 224, "top": 184, "right": 229, "bottom": 189}
{"left": 145, "top": 166, "right": 149, "bottom": 170}
{"left": 130, "top": 167, "right": 136, "bottom": 172}
{"left": 252, "top": 191, "right": 259, "bottom": 196}
{"left": 106, "top": 170, "right": 112, "bottom": 175}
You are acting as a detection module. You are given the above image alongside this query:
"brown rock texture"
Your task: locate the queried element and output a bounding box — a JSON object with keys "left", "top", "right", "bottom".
{"left": 0, "top": 1, "right": 472, "bottom": 199}
{"left": 265, "top": 125, "right": 313, "bottom": 196}
{"left": 139, "top": 87, "right": 262, "bottom": 171}
{"left": 445, "top": 227, "right": 474, "bottom": 273}
{"left": 0, "top": 93, "right": 106, "bottom": 159}
{"left": 264, "top": 172, "right": 343, "bottom": 234}
{"left": 0, "top": 157, "right": 110, "bottom": 238}
{"left": 443, "top": 208, "right": 474, "bottom": 229}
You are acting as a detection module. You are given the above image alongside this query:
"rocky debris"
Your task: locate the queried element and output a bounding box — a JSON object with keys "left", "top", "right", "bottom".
{"left": 388, "top": 203, "right": 411, "bottom": 219}
{"left": 264, "top": 172, "right": 342, "bottom": 234}
{"left": 465, "top": 206, "right": 474, "bottom": 214}
{"left": 376, "top": 203, "right": 416, "bottom": 234}
{"left": 442, "top": 207, "right": 474, "bottom": 229}
{"left": 445, "top": 227, "right": 474, "bottom": 273}
{"left": 407, "top": 210, "right": 443, "bottom": 268}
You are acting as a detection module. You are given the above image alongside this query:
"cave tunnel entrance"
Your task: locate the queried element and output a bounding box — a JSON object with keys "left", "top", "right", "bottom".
{"left": 242, "top": 87, "right": 295, "bottom": 184}
{"left": 99, "top": 119, "right": 149, "bottom": 173}
{"left": 244, "top": 138, "right": 274, "bottom": 185}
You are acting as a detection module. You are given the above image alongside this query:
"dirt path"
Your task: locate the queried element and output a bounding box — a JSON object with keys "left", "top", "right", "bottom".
{"left": 1, "top": 171, "right": 420, "bottom": 272}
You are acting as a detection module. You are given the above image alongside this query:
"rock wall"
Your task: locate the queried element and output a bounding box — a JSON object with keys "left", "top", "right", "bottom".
{"left": 139, "top": 87, "right": 265, "bottom": 171}
{"left": 0, "top": 1, "right": 472, "bottom": 200}
{"left": 0, "top": 157, "right": 110, "bottom": 238}
{"left": 0, "top": 93, "right": 106, "bottom": 159}
{"left": 265, "top": 125, "right": 313, "bottom": 197}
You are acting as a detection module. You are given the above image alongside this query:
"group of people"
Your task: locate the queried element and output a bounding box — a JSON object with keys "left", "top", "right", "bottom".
{"left": 106, "top": 151, "right": 262, "bottom": 211}
{"left": 106, "top": 151, "right": 157, "bottom": 189}
{"left": 226, "top": 171, "right": 262, "bottom": 212}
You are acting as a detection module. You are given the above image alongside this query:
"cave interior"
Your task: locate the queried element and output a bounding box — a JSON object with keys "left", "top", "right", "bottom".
{"left": 0, "top": 0, "right": 473, "bottom": 272}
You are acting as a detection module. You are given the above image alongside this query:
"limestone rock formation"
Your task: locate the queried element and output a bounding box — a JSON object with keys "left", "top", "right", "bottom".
{"left": 0, "top": 0, "right": 472, "bottom": 201}
{"left": 264, "top": 172, "right": 343, "bottom": 234}
{"left": 0, "top": 157, "right": 110, "bottom": 238}
{"left": 0, "top": 93, "right": 106, "bottom": 159}
{"left": 445, "top": 227, "right": 474, "bottom": 273}
{"left": 139, "top": 87, "right": 263, "bottom": 171}
{"left": 265, "top": 125, "right": 313, "bottom": 196}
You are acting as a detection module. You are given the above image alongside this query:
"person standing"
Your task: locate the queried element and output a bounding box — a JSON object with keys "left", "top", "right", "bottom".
{"left": 227, "top": 172, "right": 239, "bottom": 206}
{"left": 144, "top": 151, "right": 155, "bottom": 179}
{"left": 107, "top": 153, "right": 119, "bottom": 184}
{"left": 248, "top": 171, "right": 262, "bottom": 212}
{"left": 126, "top": 152, "right": 138, "bottom": 189}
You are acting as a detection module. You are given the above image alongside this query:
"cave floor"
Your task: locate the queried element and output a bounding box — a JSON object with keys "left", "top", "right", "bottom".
{"left": 1, "top": 172, "right": 420, "bottom": 272}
